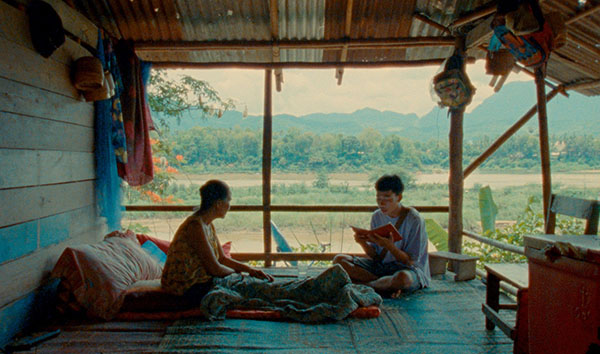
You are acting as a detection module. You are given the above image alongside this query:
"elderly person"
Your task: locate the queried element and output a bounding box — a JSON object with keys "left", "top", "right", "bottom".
{"left": 161, "top": 179, "right": 273, "bottom": 305}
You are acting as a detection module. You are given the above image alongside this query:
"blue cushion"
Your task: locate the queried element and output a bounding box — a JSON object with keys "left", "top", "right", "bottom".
{"left": 141, "top": 240, "right": 167, "bottom": 267}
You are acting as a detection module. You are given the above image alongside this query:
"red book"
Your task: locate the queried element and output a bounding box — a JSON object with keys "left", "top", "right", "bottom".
{"left": 350, "top": 223, "right": 402, "bottom": 242}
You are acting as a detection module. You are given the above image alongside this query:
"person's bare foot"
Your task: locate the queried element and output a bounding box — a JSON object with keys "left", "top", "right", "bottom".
{"left": 390, "top": 289, "right": 402, "bottom": 299}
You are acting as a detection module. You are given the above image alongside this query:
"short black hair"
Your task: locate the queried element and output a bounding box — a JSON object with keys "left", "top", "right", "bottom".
{"left": 375, "top": 174, "right": 404, "bottom": 194}
{"left": 198, "top": 180, "right": 230, "bottom": 212}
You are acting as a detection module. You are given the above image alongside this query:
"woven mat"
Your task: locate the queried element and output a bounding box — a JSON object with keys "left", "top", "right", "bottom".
{"left": 158, "top": 275, "right": 514, "bottom": 353}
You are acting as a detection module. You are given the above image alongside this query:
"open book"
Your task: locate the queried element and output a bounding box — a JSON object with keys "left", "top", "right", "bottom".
{"left": 350, "top": 223, "right": 402, "bottom": 242}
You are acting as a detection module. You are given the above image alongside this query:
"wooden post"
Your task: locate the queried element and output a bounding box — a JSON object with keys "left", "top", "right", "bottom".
{"left": 448, "top": 37, "right": 466, "bottom": 255}
{"left": 535, "top": 68, "right": 552, "bottom": 227}
{"left": 263, "top": 69, "right": 273, "bottom": 267}
{"left": 448, "top": 105, "right": 464, "bottom": 255}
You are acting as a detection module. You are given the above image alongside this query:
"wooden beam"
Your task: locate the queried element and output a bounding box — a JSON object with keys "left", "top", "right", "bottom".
{"left": 262, "top": 69, "right": 273, "bottom": 267}
{"left": 465, "top": 16, "right": 494, "bottom": 49}
{"left": 336, "top": 0, "right": 354, "bottom": 85}
{"left": 535, "top": 69, "right": 552, "bottom": 226}
{"left": 414, "top": 13, "right": 451, "bottom": 34}
{"left": 463, "top": 86, "right": 562, "bottom": 178}
{"left": 565, "top": 79, "right": 600, "bottom": 91}
{"left": 269, "top": 0, "right": 283, "bottom": 92}
{"left": 135, "top": 37, "right": 456, "bottom": 51}
{"left": 565, "top": 4, "right": 600, "bottom": 25}
{"left": 124, "top": 205, "right": 450, "bottom": 213}
{"left": 450, "top": 4, "right": 497, "bottom": 28}
{"left": 150, "top": 58, "right": 474, "bottom": 69}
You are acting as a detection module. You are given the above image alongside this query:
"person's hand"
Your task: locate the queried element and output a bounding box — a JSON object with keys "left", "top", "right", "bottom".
{"left": 367, "top": 232, "right": 395, "bottom": 249}
{"left": 248, "top": 268, "right": 274, "bottom": 282}
{"left": 353, "top": 232, "right": 368, "bottom": 244}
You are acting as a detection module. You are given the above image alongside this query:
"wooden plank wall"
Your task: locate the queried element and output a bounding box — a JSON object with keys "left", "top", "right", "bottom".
{"left": 0, "top": 0, "right": 105, "bottom": 347}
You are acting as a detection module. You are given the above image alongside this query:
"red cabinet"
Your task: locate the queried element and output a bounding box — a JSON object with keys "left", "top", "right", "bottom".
{"left": 525, "top": 234, "right": 600, "bottom": 354}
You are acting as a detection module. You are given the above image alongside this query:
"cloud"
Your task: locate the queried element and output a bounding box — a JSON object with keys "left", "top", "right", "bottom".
{"left": 174, "top": 60, "right": 531, "bottom": 117}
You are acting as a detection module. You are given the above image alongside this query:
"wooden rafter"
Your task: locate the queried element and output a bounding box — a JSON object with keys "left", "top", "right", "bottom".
{"left": 270, "top": 0, "right": 283, "bottom": 92}
{"left": 134, "top": 37, "right": 455, "bottom": 51}
{"left": 335, "top": 0, "right": 354, "bottom": 85}
{"left": 414, "top": 13, "right": 451, "bottom": 35}
{"left": 565, "top": 3, "right": 600, "bottom": 25}
{"left": 449, "top": 3, "right": 497, "bottom": 28}
{"left": 150, "top": 58, "right": 473, "bottom": 69}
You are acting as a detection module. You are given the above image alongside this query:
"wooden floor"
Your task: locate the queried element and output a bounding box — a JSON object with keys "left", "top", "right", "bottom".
{"left": 8, "top": 270, "right": 515, "bottom": 354}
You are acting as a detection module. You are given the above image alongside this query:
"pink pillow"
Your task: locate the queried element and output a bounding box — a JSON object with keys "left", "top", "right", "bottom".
{"left": 51, "top": 233, "right": 162, "bottom": 320}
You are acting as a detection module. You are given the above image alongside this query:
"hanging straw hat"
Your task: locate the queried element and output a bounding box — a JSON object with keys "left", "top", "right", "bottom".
{"left": 73, "top": 56, "right": 104, "bottom": 91}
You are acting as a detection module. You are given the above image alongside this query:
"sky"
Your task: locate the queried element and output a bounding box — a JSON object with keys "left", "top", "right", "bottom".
{"left": 166, "top": 60, "right": 532, "bottom": 117}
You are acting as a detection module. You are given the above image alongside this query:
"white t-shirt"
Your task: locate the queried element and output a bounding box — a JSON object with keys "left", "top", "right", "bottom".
{"left": 370, "top": 204, "right": 431, "bottom": 288}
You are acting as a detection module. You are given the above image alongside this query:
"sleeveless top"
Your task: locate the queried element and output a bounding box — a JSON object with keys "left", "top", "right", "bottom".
{"left": 161, "top": 214, "right": 220, "bottom": 295}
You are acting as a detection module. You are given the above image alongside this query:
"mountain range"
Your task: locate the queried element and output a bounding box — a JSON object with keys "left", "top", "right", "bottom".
{"left": 166, "top": 81, "right": 600, "bottom": 140}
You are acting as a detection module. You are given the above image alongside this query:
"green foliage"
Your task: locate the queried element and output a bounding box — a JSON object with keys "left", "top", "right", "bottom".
{"left": 425, "top": 219, "right": 448, "bottom": 252}
{"left": 479, "top": 186, "right": 498, "bottom": 234}
{"left": 312, "top": 171, "right": 330, "bottom": 189}
{"left": 465, "top": 195, "right": 586, "bottom": 265}
{"left": 124, "top": 222, "right": 151, "bottom": 234}
{"left": 147, "top": 70, "right": 235, "bottom": 132}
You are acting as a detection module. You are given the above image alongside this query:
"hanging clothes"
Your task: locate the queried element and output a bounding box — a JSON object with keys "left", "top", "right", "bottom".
{"left": 115, "top": 40, "right": 154, "bottom": 186}
{"left": 94, "top": 30, "right": 124, "bottom": 231}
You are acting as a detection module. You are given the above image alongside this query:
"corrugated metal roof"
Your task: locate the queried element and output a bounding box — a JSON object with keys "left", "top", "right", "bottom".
{"left": 71, "top": 0, "right": 600, "bottom": 96}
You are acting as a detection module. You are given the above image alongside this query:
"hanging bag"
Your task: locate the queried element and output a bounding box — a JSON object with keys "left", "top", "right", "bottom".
{"left": 433, "top": 54, "right": 475, "bottom": 108}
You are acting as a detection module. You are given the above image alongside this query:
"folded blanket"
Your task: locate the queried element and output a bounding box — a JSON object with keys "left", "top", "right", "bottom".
{"left": 201, "top": 264, "right": 382, "bottom": 322}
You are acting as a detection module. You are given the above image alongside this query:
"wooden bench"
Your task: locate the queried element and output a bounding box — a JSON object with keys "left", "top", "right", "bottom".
{"left": 482, "top": 263, "right": 529, "bottom": 354}
{"left": 429, "top": 251, "right": 479, "bottom": 281}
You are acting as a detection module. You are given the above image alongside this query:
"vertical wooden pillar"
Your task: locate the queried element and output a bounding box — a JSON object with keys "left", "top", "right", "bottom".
{"left": 263, "top": 69, "right": 273, "bottom": 267}
{"left": 535, "top": 68, "right": 552, "bottom": 227}
{"left": 448, "top": 106, "right": 464, "bottom": 254}
{"left": 448, "top": 36, "right": 465, "bottom": 255}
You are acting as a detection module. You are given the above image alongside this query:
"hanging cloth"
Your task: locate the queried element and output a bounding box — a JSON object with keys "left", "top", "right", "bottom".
{"left": 115, "top": 40, "right": 154, "bottom": 186}
{"left": 94, "top": 30, "right": 124, "bottom": 231}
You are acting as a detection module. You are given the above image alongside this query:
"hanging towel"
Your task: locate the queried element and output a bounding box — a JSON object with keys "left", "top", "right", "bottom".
{"left": 94, "top": 30, "right": 123, "bottom": 231}
{"left": 115, "top": 40, "right": 154, "bottom": 186}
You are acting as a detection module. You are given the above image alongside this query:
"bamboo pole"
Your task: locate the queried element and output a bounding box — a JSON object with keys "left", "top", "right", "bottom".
{"left": 462, "top": 230, "right": 525, "bottom": 255}
{"left": 151, "top": 59, "right": 470, "bottom": 69}
{"left": 124, "top": 205, "right": 450, "bottom": 213}
{"left": 263, "top": 69, "right": 273, "bottom": 267}
{"left": 463, "top": 86, "right": 562, "bottom": 178}
{"left": 535, "top": 68, "right": 552, "bottom": 227}
{"left": 134, "top": 37, "right": 456, "bottom": 51}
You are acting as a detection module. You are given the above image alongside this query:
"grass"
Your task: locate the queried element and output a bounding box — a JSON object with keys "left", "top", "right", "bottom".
{"left": 124, "top": 178, "right": 599, "bottom": 254}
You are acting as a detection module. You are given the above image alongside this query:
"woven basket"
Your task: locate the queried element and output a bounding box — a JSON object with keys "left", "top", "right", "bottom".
{"left": 545, "top": 11, "right": 566, "bottom": 49}
{"left": 82, "top": 76, "right": 109, "bottom": 102}
{"left": 73, "top": 56, "right": 104, "bottom": 91}
{"left": 485, "top": 50, "right": 515, "bottom": 76}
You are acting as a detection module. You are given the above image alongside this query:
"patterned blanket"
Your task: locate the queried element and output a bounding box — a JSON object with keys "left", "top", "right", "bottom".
{"left": 200, "top": 264, "right": 382, "bottom": 322}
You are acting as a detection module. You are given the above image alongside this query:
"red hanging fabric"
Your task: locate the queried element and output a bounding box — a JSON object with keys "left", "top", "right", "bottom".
{"left": 115, "top": 40, "right": 154, "bottom": 186}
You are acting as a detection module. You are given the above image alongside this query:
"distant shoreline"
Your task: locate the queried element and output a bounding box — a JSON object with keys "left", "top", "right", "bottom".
{"left": 172, "top": 171, "right": 600, "bottom": 189}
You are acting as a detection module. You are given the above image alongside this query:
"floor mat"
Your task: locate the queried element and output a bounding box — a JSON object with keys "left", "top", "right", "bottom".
{"left": 158, "top": 275, "right": 514, "bottom": 353}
